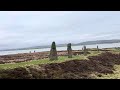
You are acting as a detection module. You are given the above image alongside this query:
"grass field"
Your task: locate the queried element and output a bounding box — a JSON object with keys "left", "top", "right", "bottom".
{"left": 0, "top": 55, "right": 88, "bottom": 70}
{"left": 0, "top": 48, "right": 120, "bottom": 79}
{"left": 0, "top": 48, "right": 118, "bottom": 70}
{"left": 0, "top": 50, "right": 102, "bottom": 70}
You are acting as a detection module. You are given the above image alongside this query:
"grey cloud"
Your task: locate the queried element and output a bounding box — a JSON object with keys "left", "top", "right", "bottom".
{"left": 0, "top": 11, "right": 120, "bottom": 50}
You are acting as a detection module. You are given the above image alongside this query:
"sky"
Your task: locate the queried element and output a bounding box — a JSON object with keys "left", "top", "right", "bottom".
{"left": 0, "top": 11, "right": 120, "bottom": 50}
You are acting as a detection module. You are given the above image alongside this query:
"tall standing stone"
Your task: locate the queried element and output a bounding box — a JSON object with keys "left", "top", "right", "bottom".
{"left": 83, "top": 45, "right": 87, "bottom": 56}
{"left": 49, "top": 41, "right": 58, "bottom": 60}
{"left": 67, "top": 43, "right": 72, "bottom": 58}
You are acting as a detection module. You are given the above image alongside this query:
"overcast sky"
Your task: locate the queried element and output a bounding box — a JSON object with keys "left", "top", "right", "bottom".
{"left": 0, "top": 11, "right": 120, "bottom": 50}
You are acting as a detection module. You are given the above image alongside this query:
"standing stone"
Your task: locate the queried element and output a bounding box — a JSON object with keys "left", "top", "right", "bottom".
{"left": 97, "top": 45, "right": 99, "bottom": 52}
{"left": 83, "top": 45, "right": 87, "bottom": 55}
{"left": 49, "top": 41, "right": 58, "bottom": 60}
{"left": 67, "top": 43, "right": 72, "bottom": 58}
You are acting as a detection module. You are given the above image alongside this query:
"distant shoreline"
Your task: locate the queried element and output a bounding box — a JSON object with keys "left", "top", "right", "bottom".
{"left": 0, "top": 42, "right": 120, "bottom": 52}
{"left": 1, "top": 39, "right": 120, "bottom": 51}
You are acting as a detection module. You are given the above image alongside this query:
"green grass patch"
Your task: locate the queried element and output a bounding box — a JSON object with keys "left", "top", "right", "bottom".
{"left": 0, "top": 55, "right": 87, "bottom": 70}
{"left": 87, "top": 51, "right": 102, "bottom": 57}
{"left": 0, "top": 50, "right": 102, "bottom": 70}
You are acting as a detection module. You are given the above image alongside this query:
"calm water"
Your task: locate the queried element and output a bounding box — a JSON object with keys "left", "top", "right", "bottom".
{"left": 0, "top": 43, "right": 120, "bottom": 55}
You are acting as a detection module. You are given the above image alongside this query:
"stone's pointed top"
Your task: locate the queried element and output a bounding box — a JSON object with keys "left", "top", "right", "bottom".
{"left": 51, "top": 41, "right": 57, "bottom": 49}
{"left": 67, "top": 43, "right": 71, "bottom": 47}
{"left": 52, "top": 41, "right": 55, "bottom": 43}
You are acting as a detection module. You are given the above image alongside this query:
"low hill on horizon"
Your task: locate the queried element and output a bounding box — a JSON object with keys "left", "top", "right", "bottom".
{"left": 1, "top": 39, "right": 120, "bottom": 51}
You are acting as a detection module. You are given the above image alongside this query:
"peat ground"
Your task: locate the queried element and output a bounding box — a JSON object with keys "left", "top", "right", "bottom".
{"left": 0, "top": 51, "right": 120, "bottom": 79}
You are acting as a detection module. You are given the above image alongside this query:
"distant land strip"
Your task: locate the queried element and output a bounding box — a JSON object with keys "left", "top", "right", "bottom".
{"left": 1, "top": 39, "right": 120, "bottom": 51}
